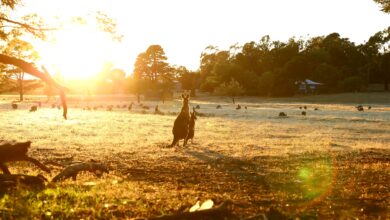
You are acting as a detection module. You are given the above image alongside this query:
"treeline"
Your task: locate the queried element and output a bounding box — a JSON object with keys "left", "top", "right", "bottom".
{"left": 127, "top": 27, "right": 390, "bottom": 98}
{"left": 198, "top": 30, "right": 390, "bottom": 97}
{"left": 2, "top": 28, "right": 390, "bottom": 99}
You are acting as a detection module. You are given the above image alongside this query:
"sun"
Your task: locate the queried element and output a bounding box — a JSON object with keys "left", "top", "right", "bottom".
{"left": 34, "top": 25, "right": 116, "bottom": 80}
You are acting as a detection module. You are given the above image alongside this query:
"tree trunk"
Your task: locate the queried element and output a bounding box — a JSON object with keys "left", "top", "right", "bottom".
{"left": 19, "top": 78, "right": 24, "bottom": 101}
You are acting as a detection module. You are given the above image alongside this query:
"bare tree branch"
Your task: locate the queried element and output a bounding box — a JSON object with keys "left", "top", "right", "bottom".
{"left": 0, "top": 16, "right": 57, "bottom": 32}
{"left": 0, "top": 54, "right": 68, "bottom": 119}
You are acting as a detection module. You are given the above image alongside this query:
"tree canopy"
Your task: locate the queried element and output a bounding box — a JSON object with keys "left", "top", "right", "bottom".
{"left": 132, "top": 45, "right": 174, "bottom": 98}
{"left": 374, "top": 0, "right": 390, "bottom": 13}
{"left": 197, "top": 28, "right": 390, "bottom": 97}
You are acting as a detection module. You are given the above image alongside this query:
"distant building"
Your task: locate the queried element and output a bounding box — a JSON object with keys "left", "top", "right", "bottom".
{"left": 296, "top": 79, "right": 323, "bottom": 94}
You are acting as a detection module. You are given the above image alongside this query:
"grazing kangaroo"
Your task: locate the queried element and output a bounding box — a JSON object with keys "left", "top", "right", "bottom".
{"left": 171, "top": 93, "right": 190, "bottom": 147}
{"left": 184, "top": 107, "right": 197, "bottom": 145}
{"left": 279, "top": 112, "right": 287, "bottom": 117}
{"left": 30, "top": 106, "right": 38, "bottom": 112}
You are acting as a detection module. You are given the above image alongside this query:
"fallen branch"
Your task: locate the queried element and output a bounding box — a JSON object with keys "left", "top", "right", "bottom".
{"left": 52, "top": 162, "right": 109, "bottom": 182}
{"left": 0, "top": 141, "right": 50, "bottom": 174}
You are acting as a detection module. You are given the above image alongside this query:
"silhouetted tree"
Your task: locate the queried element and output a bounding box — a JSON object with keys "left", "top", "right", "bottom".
{"left": 214, "top": 78, "right": 244, "bottom": 102}
{"left": 373, "top": 0, "right": 390, "bottom": 13}
{"left": 1, "top": 37, "right": 40, "bottom": 101}
{"left": 133, "top": 45, "right": 173, "bottom": 99}
{"left": 0, "top": 0, "right": 121, "bottom": 118}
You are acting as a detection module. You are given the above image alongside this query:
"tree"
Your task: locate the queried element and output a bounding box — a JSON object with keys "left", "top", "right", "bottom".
{"left": 174, "top": 66, "right": 198, "bottom": 96}
{"left": 93, "top": 62, "right": 126, "bottom": 94}
{"left": 132, "top": 53, "right": 147, "bottom": 102}
{"left": 0, "top": 0, "right": 122, "bottom": 118}
{"left": 199, "top": 47, "right": 230, "bottom": 93}
{"left": 257, "top": 71, "right": 276, "bottom": 96}
{"left": 1, "top": 38, "right": 40, "bottom": 101}
{"left": 361, "top": 27, "right": 390, "bottom": 90}
{"left": 373, "top": 0, "right": 390, "bottom": 13}
{"left": 214, "top": 78, "right": 244, "bottom": 102}
{"left": 0, "top": 1, "right": 67, "bottom": 118}
{"left": 132, "top": 45, "right": 173, "bottom": 99}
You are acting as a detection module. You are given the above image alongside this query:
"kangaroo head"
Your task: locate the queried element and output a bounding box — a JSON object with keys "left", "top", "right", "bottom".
{"left": 181, "top": 93, "right": 190, "bottom": 107}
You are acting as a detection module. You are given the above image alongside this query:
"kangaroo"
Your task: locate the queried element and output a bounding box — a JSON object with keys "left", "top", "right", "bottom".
{"left": 184, "top": 107, "right": 197, "bottom": 145}
{"left": 171, "top": 93, "right": 190, "bottom": 147}
{"left": 30, "top": 106, "right": 38, "bottom": 112}
{"left": 155, "top": 105, "right": 164, "bottom": 115}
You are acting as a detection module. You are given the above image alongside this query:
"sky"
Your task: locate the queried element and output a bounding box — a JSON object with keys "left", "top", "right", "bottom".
{"left": 14, "top": 0, "right": 390, "bottom": 79}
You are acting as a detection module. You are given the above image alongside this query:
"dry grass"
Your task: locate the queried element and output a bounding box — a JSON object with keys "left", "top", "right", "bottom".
{"left": 0, "top": 93, "right": 389, "bottom": 219}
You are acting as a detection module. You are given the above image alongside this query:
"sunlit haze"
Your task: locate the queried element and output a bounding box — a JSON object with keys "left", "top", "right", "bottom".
{"left": 16, "top": 0, "right": 390, "bottom": 80}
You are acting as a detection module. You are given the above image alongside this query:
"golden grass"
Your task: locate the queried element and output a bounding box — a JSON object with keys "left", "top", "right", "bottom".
{"left": 0, "top": 93, "right": 389, "bottom": 219}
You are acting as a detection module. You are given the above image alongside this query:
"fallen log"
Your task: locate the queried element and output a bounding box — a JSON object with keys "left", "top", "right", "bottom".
{"left": 52, "top": 162, "right": 109, "bottom": 182}
{"left": 0, "top": 141, "right": 50, "bottom": 174}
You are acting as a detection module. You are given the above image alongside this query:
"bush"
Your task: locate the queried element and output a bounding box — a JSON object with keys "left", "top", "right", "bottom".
{"left": 257, "top": 71, "right": 276, "bottom": 96}
{"left": 338, "top": 76, "right": 365, "bottom": 92}
{"left": 214, "top": 78, "right": 244, "bottom": 97}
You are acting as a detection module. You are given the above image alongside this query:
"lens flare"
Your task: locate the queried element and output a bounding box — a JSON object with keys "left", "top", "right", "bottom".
{"left": 292, "top": 153, "right": 338, "bottom": 210}
{"left": 298, "top": 157, "right": 334, "bottom": 200}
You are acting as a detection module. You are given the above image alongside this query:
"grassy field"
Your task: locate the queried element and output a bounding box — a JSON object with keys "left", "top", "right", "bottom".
{"left": 0, "top": 93, "right": 389, "bottom": 219}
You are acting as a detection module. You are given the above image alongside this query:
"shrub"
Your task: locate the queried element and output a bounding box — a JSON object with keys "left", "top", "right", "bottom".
{"left": 214, "top": 78, "right": 244, "bottom": 97}
{"left": 338, "top": 76, "right": 365, "bottom": 92}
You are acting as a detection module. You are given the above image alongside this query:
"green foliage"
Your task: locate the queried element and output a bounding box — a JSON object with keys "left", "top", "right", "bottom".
{"left": 338, "top": 76, "right": 365, "bottom": 92}
{"left": 132, "top": 45, "right": 174, "bottom": 99}
{"left": 213, "top": 78, "right": 244, "bottom": 97}
{"left": 174, "top": 66, "right": 199, "bottom": 96}
{"left": 0, "top": 37, "right": 40, "bottom": 99}
{"left": 196, "top": 27, "right": 390, "bottom": 97}
{"left": 257, "top": 71, "right": 276, "bottom": 96}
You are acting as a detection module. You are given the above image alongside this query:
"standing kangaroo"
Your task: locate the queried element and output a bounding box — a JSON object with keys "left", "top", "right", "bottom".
{"left": 171, "top": 93, "right": 190, "bottom": 147}
{"left": 184, "top": 107, "right": 197, "bottom": 145}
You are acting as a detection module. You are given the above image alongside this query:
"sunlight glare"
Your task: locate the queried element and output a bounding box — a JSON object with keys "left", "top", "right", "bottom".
{"left": 36, "top": 25, "right": 116, "bottom": 80}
